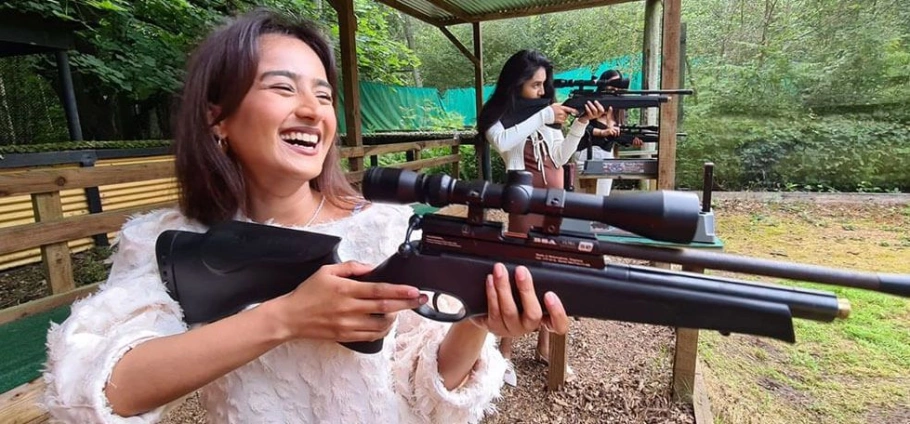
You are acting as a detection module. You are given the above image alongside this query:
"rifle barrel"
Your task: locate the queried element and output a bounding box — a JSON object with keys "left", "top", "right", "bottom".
{"left": 617, "top": 89, "right": 694, "bottom": 95}
{"left": 597, "top": 242, "right": 910, "bottom": 298}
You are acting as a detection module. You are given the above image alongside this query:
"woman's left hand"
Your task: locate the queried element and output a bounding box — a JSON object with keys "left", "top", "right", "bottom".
{"left": 577, "top": 101, "right": 608, "bottom": 124}
{"left": 469, "top": 263, "right": 570, "bottom": 338}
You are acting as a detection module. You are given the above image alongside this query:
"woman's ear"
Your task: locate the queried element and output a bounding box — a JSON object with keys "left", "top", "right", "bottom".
{"left": 208, "top": 105, "right": 226, "bottom": 139}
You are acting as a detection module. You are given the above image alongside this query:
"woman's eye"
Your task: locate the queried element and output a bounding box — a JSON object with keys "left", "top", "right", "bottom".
{"left": 316, "top": 93, "right": 333, "bottom": 102}
{"left": 272, "top": 85, "right": 294, "bottom": 92}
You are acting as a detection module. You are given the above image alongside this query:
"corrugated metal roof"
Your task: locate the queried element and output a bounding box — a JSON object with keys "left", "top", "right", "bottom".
{"left": 376, "top": 0, "right": 637, "bottom": 25}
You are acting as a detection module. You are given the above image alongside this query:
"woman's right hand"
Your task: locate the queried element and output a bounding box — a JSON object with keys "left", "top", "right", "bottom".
{"left": 271, "top": 261, "right": 427, "bottom": 343}
{"left": 549, "top": 104, "right": 574, "bottom": 124}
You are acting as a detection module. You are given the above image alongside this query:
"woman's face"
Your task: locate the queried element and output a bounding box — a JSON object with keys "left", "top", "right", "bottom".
{"left": 214, "top": 34, "right": 336, "bottom": 188}
{"left": 519, "top": 67, "right": 547, "bottom": 99}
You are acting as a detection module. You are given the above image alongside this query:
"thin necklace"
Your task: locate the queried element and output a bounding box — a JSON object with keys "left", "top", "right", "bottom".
{"left": 303, "top": 195, "right": 326, "bottom": 227}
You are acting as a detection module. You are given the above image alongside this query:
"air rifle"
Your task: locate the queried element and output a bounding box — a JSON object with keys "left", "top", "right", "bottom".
{"left": 155, "top": 168, "right": 910, "bottom": 355}
{"left": 554, "top": 77, "right": 693, "bottom": 118}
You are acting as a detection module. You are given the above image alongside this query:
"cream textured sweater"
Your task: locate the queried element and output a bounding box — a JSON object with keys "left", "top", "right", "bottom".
{"left": 42, "top": 203, "right": 508, "bottom": 423}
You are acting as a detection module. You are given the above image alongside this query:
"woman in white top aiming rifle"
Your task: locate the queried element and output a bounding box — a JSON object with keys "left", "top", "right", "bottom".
{"left": 476, "top": 49, "right": 607, "bottom": 372}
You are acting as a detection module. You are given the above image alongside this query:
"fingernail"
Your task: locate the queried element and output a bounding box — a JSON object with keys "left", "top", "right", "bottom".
{"left": 545, "top": 292, "right": 556, "bottom": 307}
{"left": 486, "top": 274, "right": 494, "bottom": 288}
{"left": 494, "top": 263, "right": 504, "bottom": 279}
{"left": 418, "top": 294, "right": 429, "bottom": 304}
{"left": 406, "top": 287, "right": 420, "bottom": 298}
{"left": 516, "top": 266, "right": 528, "bottom": 282}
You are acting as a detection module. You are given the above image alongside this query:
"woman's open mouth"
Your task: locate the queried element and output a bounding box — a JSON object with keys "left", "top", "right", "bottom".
{"left": 280, "top": 131, "right": 320, "bottom": 156}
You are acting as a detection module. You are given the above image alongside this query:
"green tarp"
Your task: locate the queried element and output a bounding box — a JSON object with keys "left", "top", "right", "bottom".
{"left": 338, "top": 55, "right": 644, "bottom": 133}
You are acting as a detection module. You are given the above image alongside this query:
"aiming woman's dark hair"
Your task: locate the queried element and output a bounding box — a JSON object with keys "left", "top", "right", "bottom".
{"left": 173, "top": 9, "right": 357, "bottom": 225}
{"left": 476, "top": 50, "right": 556, "bottom": 135}
{"left": 599, "top": 69, "right": 622, "bottom": 81}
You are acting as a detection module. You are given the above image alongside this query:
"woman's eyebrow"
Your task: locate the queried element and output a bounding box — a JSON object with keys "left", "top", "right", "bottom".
{"left": 314, "top": 79, "right": 332, "bottom": 90}
{"left": 260, "top": 70, "right": 298, "bottom": 81}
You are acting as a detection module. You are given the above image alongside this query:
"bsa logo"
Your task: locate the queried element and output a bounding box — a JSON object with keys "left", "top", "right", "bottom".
{"left": 533, "top": 237, "right": 556, "bottom": 245}
{"left": 578, "top": 241, "right": 594, "bottom": 252}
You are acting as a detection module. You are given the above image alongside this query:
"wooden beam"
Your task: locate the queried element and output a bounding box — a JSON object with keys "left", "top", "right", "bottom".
{"left": 693, "top": 360, "right": 715, "bottom": 424}
{"left": 640, "top": 0, "right": 661, "bottom": 191}
{"left": 449, "top": 144, "right": 460, "bottom": 178}
{"left": 337, "top": 0, "right": 364, "bottom": 172}
{"left": 422, "top": 0, "right": 471, "bottom": 23}
{"left": 394, "top": 154, "right": 461, "bottom": 171}
{"left": 673, "top": 264, "right": 705, "bottom": 403}
{"left": 657, "top": 0, "right": 682, "bottom": 190}
{"left": 0, "top": 283, "right": 99, "bottom": 326}
{"left": 0, "top": 202, "right": 176, "bottom": 256}
{"left": 339, "top": 138, "right": 460, "bottom": 159}
{"left": 547, "top": 332, "right": 568, "bottom": 391}
{"left": 464, "top": 0, "right": 636, "bottom": 23}
{"left": 437, "top": 26, "right": 479, "bottom": 67}
{"left": 344, "top": 154, "right": 461, "bottom": 184}
{"left": 0, "top": 161, "right": 175, "bottom": 198}
{"left": 31, "top": 192, "right": 74, "bottom": 295}
{"left": 472, "top": 22, "right": 490, "bottom": 181}
{"left": 372, "top": 0, "right": 445, "bottom": 27}
{"left": 0, "top": 379, "right": 48, "bottom": 424}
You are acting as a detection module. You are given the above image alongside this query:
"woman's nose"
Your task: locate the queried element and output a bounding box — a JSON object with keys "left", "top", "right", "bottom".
{"left": 295, "top": 95, "right": 322, "bottom": 122}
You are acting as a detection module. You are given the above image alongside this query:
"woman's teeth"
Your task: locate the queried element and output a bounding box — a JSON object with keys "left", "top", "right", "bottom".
{"left": 280, "top": 132, "right": 319, "bottom": 148}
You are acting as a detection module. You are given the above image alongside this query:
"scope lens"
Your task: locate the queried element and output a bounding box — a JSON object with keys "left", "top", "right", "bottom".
{"left": 362, "top": 168, "right": 457, "bottom": 206}
{"left": 362, "top": 167, "right": 420, "bottom": 204}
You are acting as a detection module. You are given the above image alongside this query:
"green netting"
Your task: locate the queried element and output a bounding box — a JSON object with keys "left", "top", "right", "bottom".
{"left": 335, "top": 55, "right": 645, "bottom": 134}
{"left": 440, "top": 86, "right": 494, "bottom": 127}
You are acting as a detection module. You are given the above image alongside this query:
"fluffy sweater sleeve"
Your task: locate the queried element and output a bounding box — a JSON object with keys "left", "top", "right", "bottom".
{"left": 41, "top": 208, "right": 195, "bottom": 423}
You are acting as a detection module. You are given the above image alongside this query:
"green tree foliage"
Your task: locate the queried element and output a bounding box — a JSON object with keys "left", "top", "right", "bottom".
{"left": 409, "top": 2, "right": 646, "bottom": 89}
{"left": 0, "top": 0, "right": 419, "bottom": 142}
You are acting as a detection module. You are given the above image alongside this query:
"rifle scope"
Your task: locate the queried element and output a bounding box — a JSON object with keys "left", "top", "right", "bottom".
{"left": 362, "top": 167, "right": 701, "bottom": 244}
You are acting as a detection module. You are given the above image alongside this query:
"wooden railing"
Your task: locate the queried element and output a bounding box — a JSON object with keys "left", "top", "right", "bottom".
{"left": 0, "top": 137, "right": 462, "bottom": 421}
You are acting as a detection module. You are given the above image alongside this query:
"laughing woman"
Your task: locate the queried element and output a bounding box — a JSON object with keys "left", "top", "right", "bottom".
{"left": 41, "top": 10, "right": 569, "bottom": 424}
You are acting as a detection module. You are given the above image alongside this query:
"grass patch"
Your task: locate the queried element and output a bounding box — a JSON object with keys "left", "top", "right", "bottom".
{"left": 701, "top": 200, "right": 910, "bottom": 424}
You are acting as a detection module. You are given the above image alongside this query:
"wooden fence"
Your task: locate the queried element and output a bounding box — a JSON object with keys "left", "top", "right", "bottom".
{"left": 0, "top": 137, "right": 461, "bottom": 422}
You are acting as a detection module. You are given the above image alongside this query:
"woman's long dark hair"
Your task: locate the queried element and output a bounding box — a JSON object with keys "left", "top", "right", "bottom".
{"left": 173, "top": 9, "right": 358, "bottom": 226}
{"left": 476, "top": 50, "right": 555, "bottom": 136}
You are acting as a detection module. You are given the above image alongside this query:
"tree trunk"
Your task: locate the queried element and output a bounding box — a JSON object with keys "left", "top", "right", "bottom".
{"left": 0, "top": 73, "right": 17, "bottom": 144}
{"left": 400, "top": 12, "right": 422, "bottom": 87}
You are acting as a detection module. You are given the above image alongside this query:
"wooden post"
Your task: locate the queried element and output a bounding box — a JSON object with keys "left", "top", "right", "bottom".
{"left": 337, "top": 0, "right": 363, "bottom": 172}
{"left": 678, "top": 22, "right": 688, "bottom": 126}
{"left": 472, "top": 22, "right": 490, "bottom": 181}
{"left": 31, "top": 192, "right": 75, "bottom": 295}
{"left": 450, "top": 143, "right": 461, "bottom": 179}
{"left": 673, "top": 265, "right": 703, "bottom": 402}
{"left": 657, "top": 0, "right": 681, "bottom": 190}
{"left": 547, "top": 332, "right": 568, "bottom": 391}
{"left": 640, "top": 0, "right": 661, "bottom": 191}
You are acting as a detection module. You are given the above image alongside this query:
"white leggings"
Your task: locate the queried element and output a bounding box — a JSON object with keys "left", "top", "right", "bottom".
{"left": 575, "top": 146, "right": 614, "bottom": 196}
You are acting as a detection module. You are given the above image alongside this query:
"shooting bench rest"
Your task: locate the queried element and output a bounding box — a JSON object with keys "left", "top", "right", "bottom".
{"left": 549, "top": 200, "right": 724, "bottom": 413}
